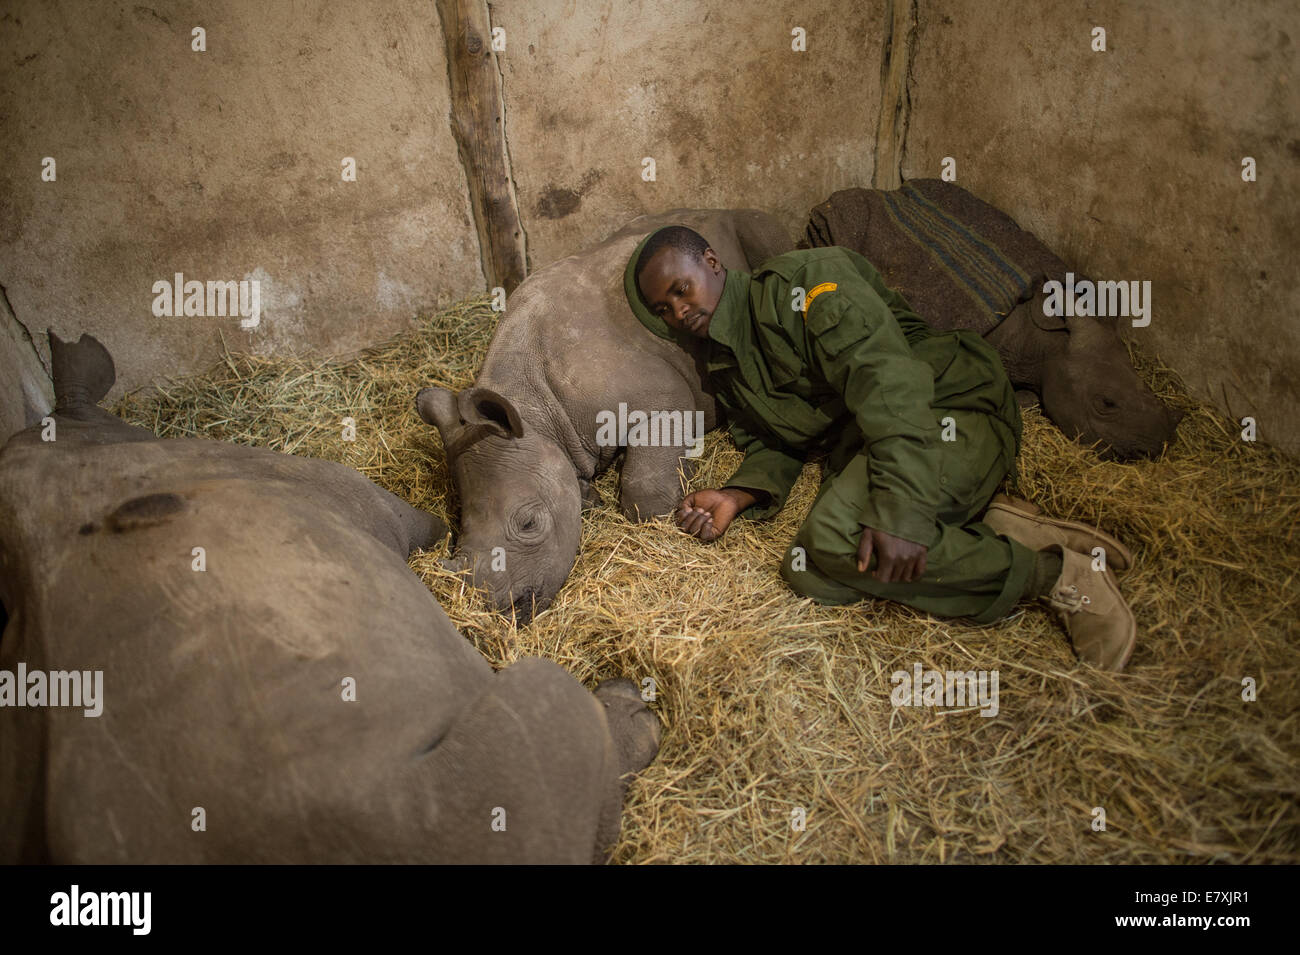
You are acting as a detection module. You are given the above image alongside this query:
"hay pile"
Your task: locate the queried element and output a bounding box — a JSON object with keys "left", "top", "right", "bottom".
{"left": 114, "top": 296, "right": 1300, "bottom": 864}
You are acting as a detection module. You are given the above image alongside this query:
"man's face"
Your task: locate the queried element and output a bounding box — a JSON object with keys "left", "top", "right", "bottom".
{"left": 637, "top": 246, "right": 726, "bottom": 339}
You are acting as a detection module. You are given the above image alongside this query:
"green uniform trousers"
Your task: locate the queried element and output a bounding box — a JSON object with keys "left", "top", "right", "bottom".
{"left": 778, "top": 406, "right": 1038, "bottom": 625}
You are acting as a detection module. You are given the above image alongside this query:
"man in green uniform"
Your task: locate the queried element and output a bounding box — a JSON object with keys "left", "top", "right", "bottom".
{"left": 624, "top": 226, "right": 1139, "bottom": 671}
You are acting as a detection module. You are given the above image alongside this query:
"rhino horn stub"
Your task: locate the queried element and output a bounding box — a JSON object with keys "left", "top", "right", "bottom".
{"left": 457, "top": 386, "right": 525, "bottom": 440}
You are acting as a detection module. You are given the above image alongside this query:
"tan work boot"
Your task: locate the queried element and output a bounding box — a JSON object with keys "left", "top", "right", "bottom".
{"left": 1040, "top": 544, "right": 1137, "bottom": 671}
{"left": 983, "top": 493, "right": 1133, "bottom": 575}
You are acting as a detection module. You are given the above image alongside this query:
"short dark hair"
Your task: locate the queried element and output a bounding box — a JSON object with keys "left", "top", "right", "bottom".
{"left": 634, "top": 226, "right": 711, "bottom": 304}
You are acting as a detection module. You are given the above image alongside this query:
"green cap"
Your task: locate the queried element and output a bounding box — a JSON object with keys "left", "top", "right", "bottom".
{"left": 623, "top": 227, "right": 679, "bottom": 342}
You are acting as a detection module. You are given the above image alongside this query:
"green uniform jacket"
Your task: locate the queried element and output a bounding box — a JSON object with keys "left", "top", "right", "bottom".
{"left": 625, "top": 241, "right": 1021, "bottom": 547}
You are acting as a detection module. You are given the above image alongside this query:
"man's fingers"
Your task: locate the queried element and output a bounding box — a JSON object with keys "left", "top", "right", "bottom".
{"left": 875, "top": 557, "right": 895, "bottom": 584}
{"left": 909, "top": 551, "right": 926, "bottom": 582}
{"left": 679, "top": 506, "right": 717, "bottom": 539}
{"left": 896, "top": 552, "right": 927, "bottom": 582}
{"left": 855, "top": 529, "right": 929, "bottom": 582}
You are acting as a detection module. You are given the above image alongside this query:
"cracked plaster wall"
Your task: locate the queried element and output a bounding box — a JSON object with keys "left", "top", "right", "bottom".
{"left": 0, "top": 1, "right": 482, "bottom": 442}
{"left": 905, "top": 0, "right": 1299, "bottom": 457}
{"left": 2, "top": 0, "right": 1294, "bottom": 459}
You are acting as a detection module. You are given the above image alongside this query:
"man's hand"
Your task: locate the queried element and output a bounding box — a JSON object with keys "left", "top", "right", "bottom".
{"left": 857, "top": 526, "right": 928, "bottom": 583}
{"left": 676, "top": 487, "right": 758, "bottom": 542}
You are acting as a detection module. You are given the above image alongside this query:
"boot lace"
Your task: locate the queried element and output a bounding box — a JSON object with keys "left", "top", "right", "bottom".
{"left": 1044, "top": 583, "right": 1091, "bottom": 614}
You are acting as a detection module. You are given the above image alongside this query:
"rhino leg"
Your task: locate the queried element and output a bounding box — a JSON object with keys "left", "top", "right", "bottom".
{"left": 594, "top": 678, "right": 662, "bottom": 780}
{"left": 618, "top": 443, "right": 692, "bottom": 522}
{"left": 410, "top": 657, "right": 649, "bottom": 864}
{"left": 389, "top": 494, "right": 450, "bottom": 552}
{"left": 579, "top": 476, "right": 605, "bottom": 512}
{"left": 592, "top": 678, "right": 662, "bottom": 864}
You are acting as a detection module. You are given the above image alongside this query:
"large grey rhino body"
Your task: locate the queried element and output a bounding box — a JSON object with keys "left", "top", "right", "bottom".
{"left": 803, "top": 180, "right": 1183, "bottom": 459}
{"left": 418, "top": 209, "right": 792, "bottom": 620}
{"left": 0, "top": 333, "right": 657, "bottom": 864}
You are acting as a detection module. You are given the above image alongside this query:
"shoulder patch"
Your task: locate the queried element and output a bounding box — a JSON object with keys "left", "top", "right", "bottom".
{"left": 802, "top": 282, "right": 838, "bottom": 319}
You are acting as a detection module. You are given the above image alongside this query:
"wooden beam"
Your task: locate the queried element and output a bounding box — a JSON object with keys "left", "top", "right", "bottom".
{"left": 436, "top": 0, "right": 528, "bottom": 293}
{"left": 872, "top": 0, "right": 918, "bottom": 190}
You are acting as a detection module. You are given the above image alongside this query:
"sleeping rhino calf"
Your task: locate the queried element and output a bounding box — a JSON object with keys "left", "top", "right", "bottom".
{"left": 802, "top": 179, "right": 1183, "bottom": 460}
{"left": 417, "top": 209, "right": 791, "bottom": 621}
{"left": 0, "top": 332, "right": 659, "bottom": 864}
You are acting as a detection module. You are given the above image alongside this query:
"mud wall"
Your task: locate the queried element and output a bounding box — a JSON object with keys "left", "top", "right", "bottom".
{"left": 903, "top": 0, "right": 1298, "bottom": 456}
{"left": 0, "top": 1, "right": 481, "bottom": 437}
{"left": 2, "top": 0, "right": 1295, "bottom": 456}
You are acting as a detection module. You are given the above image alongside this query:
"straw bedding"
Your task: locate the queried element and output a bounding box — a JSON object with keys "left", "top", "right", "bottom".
{"left": 113, "top": 295, "right": 1299, "bottom": 864}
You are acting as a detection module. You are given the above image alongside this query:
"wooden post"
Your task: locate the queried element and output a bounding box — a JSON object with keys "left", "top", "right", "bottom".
{"left": 873, "top": 0, "right": 918, "bottom": 191}
{"left": 436, "top": 0, "right": 528, "bottom": 293}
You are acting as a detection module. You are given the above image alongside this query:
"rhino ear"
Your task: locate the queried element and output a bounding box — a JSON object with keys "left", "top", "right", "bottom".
{"left": 1022, "top": 274, "right": 1068, "bottom": 333}
{"left": 415, "top": 386, "right": 460, "bottom": 435}
{"left": 49, "top": 331, "right": 117, "bottom": 407}
{"left": 457, "top": 386, "right": 525, "bottom": 440}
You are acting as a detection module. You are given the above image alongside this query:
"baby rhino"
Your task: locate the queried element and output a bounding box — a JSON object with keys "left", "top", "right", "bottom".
{"left": 0, "top": 332, "right": 659, "bottom": 864}
{"left": 417, "top": 208, "right": 792, "bottom": 622}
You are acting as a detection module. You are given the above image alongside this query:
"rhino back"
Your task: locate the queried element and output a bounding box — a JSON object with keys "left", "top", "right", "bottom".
{"left": 0, "top": 435, "right": 493, "bottom": 862}
{"left": 473, "top": 209, "right": 789, "bottom": 466}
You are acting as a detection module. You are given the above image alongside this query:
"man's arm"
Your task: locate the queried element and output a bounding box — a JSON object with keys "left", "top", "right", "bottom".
{"left": 801, "top": 264, "right": 943, "bottom": 548}
{"left": 720, "top": 413, "right": 804, "bottom": 521}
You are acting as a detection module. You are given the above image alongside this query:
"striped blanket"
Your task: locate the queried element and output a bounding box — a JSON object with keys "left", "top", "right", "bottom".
{"left": 800, "top": 179, "right": 1070, "bottom": 334}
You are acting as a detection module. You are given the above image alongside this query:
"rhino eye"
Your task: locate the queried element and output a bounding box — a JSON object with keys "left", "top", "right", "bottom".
{"left": 512, "top": 507, "right": 546, "bottom": 539}
{"left": 1093, "top": 395, "right": 1120, "bottom": 416}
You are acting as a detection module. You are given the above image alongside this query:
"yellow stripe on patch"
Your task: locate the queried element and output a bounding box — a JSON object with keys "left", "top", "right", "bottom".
{"left": 803, "top": 282, "right": 838, "bottom": 318}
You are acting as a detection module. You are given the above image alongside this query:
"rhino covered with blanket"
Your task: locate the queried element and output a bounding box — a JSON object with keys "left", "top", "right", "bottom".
{"left": 801, "top": 178, "right": 1183, "bottom": 460}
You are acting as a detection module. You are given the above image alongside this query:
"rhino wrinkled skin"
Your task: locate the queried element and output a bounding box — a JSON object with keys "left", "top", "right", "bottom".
{"left": 0, "top": 332, "right": 659, "bottom": 864}
{"left": 417, "top": 209, "right": 793, "bottom": 622}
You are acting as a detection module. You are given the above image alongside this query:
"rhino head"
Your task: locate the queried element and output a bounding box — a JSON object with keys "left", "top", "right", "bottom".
{"left": 991, "top": 281, "right": 1184, "bottom": 460}
{"left": 1037, "top": 314, "right": 1184, "bottom": 461}
{"left": 416, "top": 385, "right": 581, "bottom": 624}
